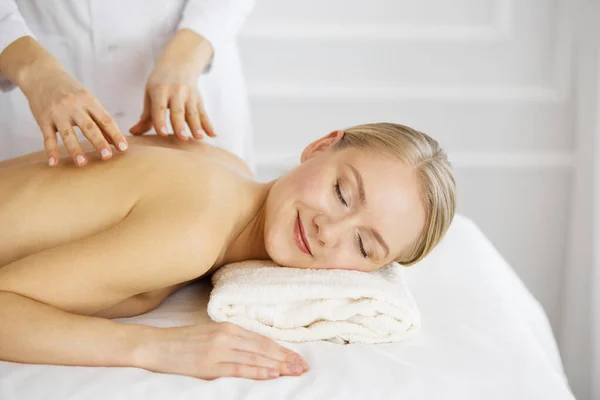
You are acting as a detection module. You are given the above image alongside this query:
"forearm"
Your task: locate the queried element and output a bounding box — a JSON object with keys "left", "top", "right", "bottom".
{"left": 157, "top": 29, "right": 214, "bottom": 78}
{"left": 0, "top": 36, "right": 63, "bottom": 93}
{"left": 0, "top": 291, "right": 154, "bottom": 368}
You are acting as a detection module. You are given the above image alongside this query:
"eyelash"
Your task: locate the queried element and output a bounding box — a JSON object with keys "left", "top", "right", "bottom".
{"left": 356, "top": 234, "right": 368, "bottom": 258}
{"left": 335, "top": 181, "right": 368, "bottom": 259}
{"left": 335, "top": 182, "right": 347, "bottom": 206}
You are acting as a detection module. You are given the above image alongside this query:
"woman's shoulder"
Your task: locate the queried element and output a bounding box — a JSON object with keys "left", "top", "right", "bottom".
{"left": 128, "top": 144, "right": 251, "bottom": 217}
{"left": 126, "top": 135, "right": 253, "bottom": 179}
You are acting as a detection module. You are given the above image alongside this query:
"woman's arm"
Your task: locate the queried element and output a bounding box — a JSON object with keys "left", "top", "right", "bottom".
{"left": 178, "top": 0, "right": 255, "bottom": 67}
{"left": 0, "top": 1, "right": 35, "bottom": 91}
{"left": 0, "top": 290, "right": 154, "bottom": 367}
{"left": 0, "top": 195, "right": 219, "bottom": 362}
{"left": 0, "top": 191, "right": 305, "bottom": 378}
{"left": 129, "top": 0, "right": 256, "bottom": 141}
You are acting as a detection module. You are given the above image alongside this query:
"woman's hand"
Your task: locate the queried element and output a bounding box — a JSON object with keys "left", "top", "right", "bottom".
{"left": 0, "top": 36, "right": 128, "bottom": 167}
{"left": 129, "top": 29, "right": 216, "bottom": 141}
{"left": 137, "top": 322, "right": 309, "bottom": 380}
{"left": 25, "top": 68, "right": 128, "bottom": 166}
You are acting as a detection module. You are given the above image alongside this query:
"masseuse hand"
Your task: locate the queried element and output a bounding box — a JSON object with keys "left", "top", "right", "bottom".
{"left": 130, "top": 29, "right": 216, "bottom": 141}
{"left": 140, "top": 322, "right": 309, "bottom": 380}
{"left": 0, "top": 36, "right": 128, "bottom": 167}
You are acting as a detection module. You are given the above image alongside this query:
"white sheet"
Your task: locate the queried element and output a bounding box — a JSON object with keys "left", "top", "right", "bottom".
{"left": 0, "top": 215, "right": 575, "bottom": 400}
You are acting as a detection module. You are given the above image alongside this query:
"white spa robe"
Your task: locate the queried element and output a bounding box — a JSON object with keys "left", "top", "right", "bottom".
{"left": 0, "top": 0, "right": 255, "bottom": 171}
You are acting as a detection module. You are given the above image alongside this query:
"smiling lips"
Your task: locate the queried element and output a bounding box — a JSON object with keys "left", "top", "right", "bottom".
{"left": 295, "top": 211, "right": 312, "bottom": 255}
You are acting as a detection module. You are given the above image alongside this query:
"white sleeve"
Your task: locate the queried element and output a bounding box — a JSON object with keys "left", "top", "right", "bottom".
{"left": 178, "top": 0, "right": 255, "bottom": 73}
{"left": 0, "top": 0, "right": 36, "bottom": 91}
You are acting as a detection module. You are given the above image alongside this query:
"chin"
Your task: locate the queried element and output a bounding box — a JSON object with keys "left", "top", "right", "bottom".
{"left": 265, "top": 243, "right": 297, "bottom": 268}
{"left": 264, "top": 213, "right": 300, "bottom": 268}
{"left": 264, "top": 235, "right": 307, "bottom": 268}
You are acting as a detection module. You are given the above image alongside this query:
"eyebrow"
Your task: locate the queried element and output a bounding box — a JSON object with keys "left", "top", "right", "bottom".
{"left": 346, "top": 163, "right": 390, "bottom": 259}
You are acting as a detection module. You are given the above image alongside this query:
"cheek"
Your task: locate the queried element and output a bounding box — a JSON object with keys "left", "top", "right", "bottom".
{"left": 296, "top": 167, "right": 333, "bottom": 208}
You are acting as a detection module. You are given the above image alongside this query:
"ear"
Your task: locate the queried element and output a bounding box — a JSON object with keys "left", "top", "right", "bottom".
{"left": 300, "top": 130, "right": 344, "bottom": 162}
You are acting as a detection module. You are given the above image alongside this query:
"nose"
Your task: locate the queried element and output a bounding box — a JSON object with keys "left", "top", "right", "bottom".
{"left": 314, "top": 213, "right": 357, "bottom": 247}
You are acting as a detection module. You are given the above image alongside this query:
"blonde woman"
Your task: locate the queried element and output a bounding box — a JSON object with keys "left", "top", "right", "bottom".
{"left": 0, "top": 123, "right": 456, "bottom": 380}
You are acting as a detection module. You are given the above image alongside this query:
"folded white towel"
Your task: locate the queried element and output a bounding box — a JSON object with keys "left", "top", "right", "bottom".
{"left": 207, "top": 260, "right": 421, "bottom": 344}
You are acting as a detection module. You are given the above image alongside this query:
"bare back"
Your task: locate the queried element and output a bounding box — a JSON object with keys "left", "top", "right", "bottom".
{"left": 0, "top": 136, "right": 254, "bottom": 317}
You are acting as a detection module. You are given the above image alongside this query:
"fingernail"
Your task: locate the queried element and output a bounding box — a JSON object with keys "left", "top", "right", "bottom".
{"left": 118, "top": 142, "right": 128, "bottom": 151}
{"left": 76, "top": 155, "right": 86, "bottom": 166}
{"left": 48, "top": 157, "right": 55, "bottom": 166}
{"left": 101, "top": 148, "right": 111, "bottom": 158}
{"left": 160, "top": 127, "right": 167, "bottom": 135}
{"left": 268, "top": 369, "right": 279, "bottom": 378}
{"left": 179, "top": 131, "right": 188, "bottom": 140}
{"left": 195, "top": 129, "right": 204, "bottom": 137}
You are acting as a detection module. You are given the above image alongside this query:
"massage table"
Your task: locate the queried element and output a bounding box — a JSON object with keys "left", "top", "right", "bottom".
{"left": 0, "top": 215, "right": 574, "bottom": 399}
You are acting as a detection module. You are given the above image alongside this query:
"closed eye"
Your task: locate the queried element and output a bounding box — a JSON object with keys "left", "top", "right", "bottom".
{"left": 336, "top": 181, "right": 369, "bottom": 259}
{"left": 356, "top": 234, "right": 368, "bottom": 258}
{"left": 335, "top": 182, "right": 347, "bottom": 206}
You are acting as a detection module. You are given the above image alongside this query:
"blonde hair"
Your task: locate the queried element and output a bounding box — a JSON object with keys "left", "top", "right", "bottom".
{"left": 331, "top": 122, "right": 456, "bottom": 266}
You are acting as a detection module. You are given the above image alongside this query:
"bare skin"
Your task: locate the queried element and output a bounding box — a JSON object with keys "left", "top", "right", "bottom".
{"left": 0, "top": 135, "right": 308, "bottom": 380}
{"left": 0, "top": 126, "right": 429, "bottom": 381}
{"left": 0, "top": 29, "right": 215, "bottom": 166}
{"left": 1, "top": 135, "right": 254, "bottom": 316}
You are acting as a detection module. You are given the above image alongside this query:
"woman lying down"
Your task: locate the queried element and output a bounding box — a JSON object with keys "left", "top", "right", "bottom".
{"left": 0, "top": 123, "right": 456, "bottom": 380}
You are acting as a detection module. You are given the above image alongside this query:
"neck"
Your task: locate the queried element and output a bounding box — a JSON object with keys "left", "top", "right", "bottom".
{"left": 216, "top": 179, "right": 276, "bottom": 266}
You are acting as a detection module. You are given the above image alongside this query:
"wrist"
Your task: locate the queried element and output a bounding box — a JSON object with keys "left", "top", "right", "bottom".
{"left": 129, "top": 324, "right": 162, "bottom": 370}
{"left": 0, "top": 36, "right": 64, "bottom": 94}
{"left": 157, "top": 29, "right": 214, "bottom": 78}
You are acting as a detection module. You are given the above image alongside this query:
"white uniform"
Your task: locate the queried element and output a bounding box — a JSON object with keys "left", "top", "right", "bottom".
{"left": 0, "top": 0, "right": 255, "bottom": 171}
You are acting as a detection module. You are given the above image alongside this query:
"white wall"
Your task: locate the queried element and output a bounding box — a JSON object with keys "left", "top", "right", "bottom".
{"left": 241, "top": 0, "right": 574, "bottom": 335}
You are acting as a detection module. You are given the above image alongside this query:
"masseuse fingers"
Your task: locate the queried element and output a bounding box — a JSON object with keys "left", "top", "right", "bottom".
{"left": 150, "top": 85, "right": 169, "bottom": 136}
{"left": 41, "top": 123, "right": 60, "bottom": 166}
{"left": 198, "top": 98, "right": 216, "bottom": 138}
{"left": 185, "top": 100, "right": 204, "bottom": 139}
{"left": 88, "top": 103, "right": 128, "bottom": 153}
{"left": 129, "top": 93, "right": 153, "bottom": 135}
{"left": 211, "top": 362, "right": 279, "bottom": 380}
{"left": 168, "top": 91, "right": 188, "bottom": 141}
{"left": 72, "top": 111, "right": 112, "bottom": 160}
{"left": 55, "top": 120, "right": 87, "bottom": 167}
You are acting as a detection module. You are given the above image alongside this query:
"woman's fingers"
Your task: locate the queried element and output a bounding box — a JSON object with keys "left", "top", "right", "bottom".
{"left": 143, "top": 81, "right": 214, "bottom": 140}
{"left": 130, "top": 93, "right": 153, "bottom": 135}
{"left": 198, "top": 99, "right": 216, "bottom": 137}
{"left": 228, "top": 347, "right": 305, "bottom": 377}
{"left": 217, "top": 323, "right": 308, "bottom": 368}
{"left": 219, "top": 347, "right": 280, "bottom": 370}
{"left": 150, "top": 86, "right": 169, "bottom": 136}
{"left": 210, "top": 363, "right": 280, "bottom": 380}
{"left": 52, "top": 106, "right": 127, "bottom": 166}
{"left": 88, "top": 104, "right": 128, "bottom": 152}
{"left": 72, "top": 111, "right": 112, "bottom": 160}
{"left": 55, "top": 119, "right": 87, "bottom": 166}
{"left": 168, "top": 91, "right": 189, "bottom": 141}
{"left": 41, "top": 123, "right": 60, "bottom": 166}
{"left": 185, "top": 100, "right": 204, "bottom": 139}
{"left": 223, "top": 335, "right": 296, "bottom": 369}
